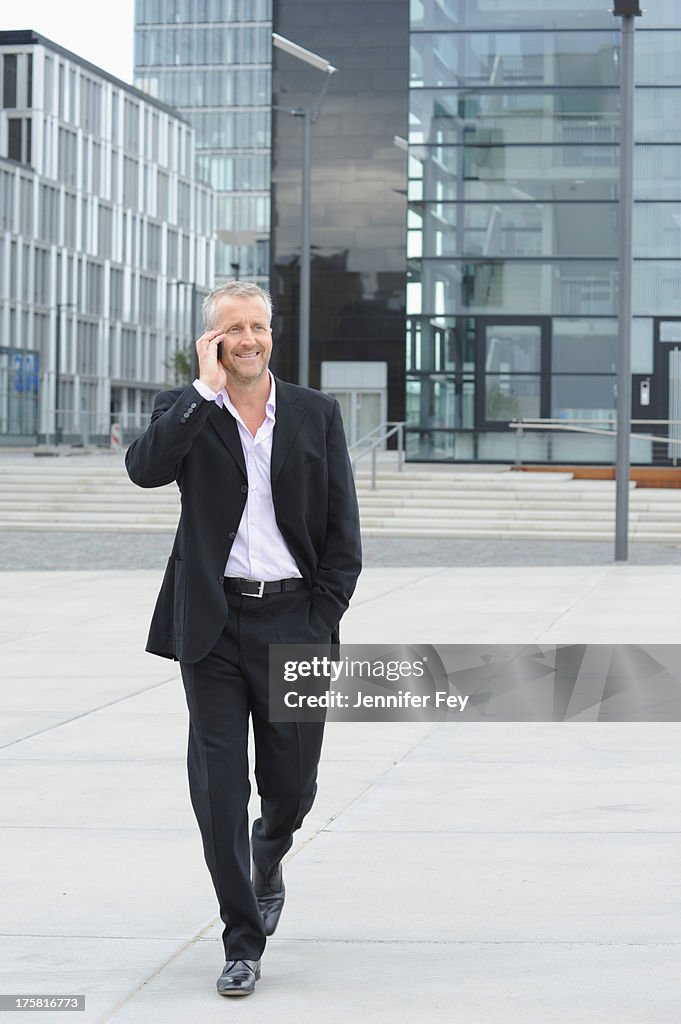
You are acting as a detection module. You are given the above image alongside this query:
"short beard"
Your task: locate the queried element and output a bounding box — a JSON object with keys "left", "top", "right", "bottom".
{"left": 225, "top": 358, "right": 268, "bottom": 388}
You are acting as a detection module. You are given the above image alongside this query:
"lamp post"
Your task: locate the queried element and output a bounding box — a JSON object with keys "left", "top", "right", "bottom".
{"left": 216, "top": 230, "right": 261, "bottom": 286}
{"left": 272, "top": 32, "right": 336, "bottom": 388}
{"left": 613, "top": 0, "right": 642, "bottom": 562}
{"left": 55, "top": 302, "right": 75, "bottom": 444}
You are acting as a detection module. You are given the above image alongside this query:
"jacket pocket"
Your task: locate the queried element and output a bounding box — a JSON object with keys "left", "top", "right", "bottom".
{"left": 173, "top": 558, "right": 186, "bottom": 638}
{"left": 292, "top": 455, "right": 326, "bottom": 478}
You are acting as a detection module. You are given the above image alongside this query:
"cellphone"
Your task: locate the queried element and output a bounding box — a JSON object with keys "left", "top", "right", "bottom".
{"left": 216, "top": 340, "right": 222, "bottom": 360}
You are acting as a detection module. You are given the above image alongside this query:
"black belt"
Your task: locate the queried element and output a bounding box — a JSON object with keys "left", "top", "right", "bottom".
{"left": 223, "top": 577, "right": 307, "bottom": 598}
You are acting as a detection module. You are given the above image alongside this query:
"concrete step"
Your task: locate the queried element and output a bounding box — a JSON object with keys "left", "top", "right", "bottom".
{"left": 0, "top": 479, "right": 641, "bottom": 499}
{"left": 358, "top": 516, "right": 681, "bottom": 533}
{"left": 359, "top": 526, "right": 681, "bottom": 542}
{"left": 0, "top": 489, "right": 673, "bottom": 506}
{"left": 1, "top": 456, "right": 679, "bottom": 541}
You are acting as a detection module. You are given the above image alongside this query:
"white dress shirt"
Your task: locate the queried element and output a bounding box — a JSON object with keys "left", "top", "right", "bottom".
{"left": 192, "top": 373, "right": 302, "bottom": 581}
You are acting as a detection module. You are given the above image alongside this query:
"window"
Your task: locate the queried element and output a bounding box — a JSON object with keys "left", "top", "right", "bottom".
{"left": 122, "top": 328, "right": 138, "bottom": 379}
{"left": 124, "top": 99, "right": 140, "bottom": 150}
{"left": 8, "top": 118, "right": 22, "bottom": 161}
{"left": 19, "top": 177, "right": 32, "bottom": 233}
{"left": 98, "top": 203, "right": 113, "bottom": 259}
{"left": 39, "top": 184, "right": 59, "bottom": 244}
{"left": 92, "top": 141, "right": 102, "bottom": 195}
{"left": 0, "top": 168, "right": 13, "bottom": 230}
{"left": 111, "top": 91, "right": 119, "bottom": 145}
{"left": 146, "top": 223, "right": 161, "bottom": 272}
{"left": 64, "top": 191, "right": 77, "bottom": 249}
{"left": 110, "top": 268, "right": 124, "bottom": 319}
{"left": 80, "top": 76, "right": 101, "bottom": 133}
{"left": 58, "top": 128, "right": 78, "bottom": 186}
{"left": 33, "top": 246, "right": 50, "bottom": 306}
{"left": 124, "top": 156, "right": 139, "bottom": 209}
{"left": 77, "top": 320, "right": 99, "bottom": 375}
{"left": 3, "top": 54, "right": 17, "bottom": 108}
{"left": 139, "top": 275, "right": 157, "bottom": 325}
{"left": 157, "top": 169, "right": 169, "bottom": 220}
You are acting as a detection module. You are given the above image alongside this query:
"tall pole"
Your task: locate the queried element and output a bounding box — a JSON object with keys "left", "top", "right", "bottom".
{"left": 614, "top": 2, "right": 640, "bottom": 561}
{"left": 299, "top": 107, "right": 312, "bottom": 389}
{"left": 55, "top": 306, "right": 62, "bottom": 445}
{"left": 55, "top": 302, "right": 75, "bottom": 445}
{"left": 272, "top": 32, "right": 336, "bottom": 389}
{"left": 190, "top": 284, "right": 199, "bottom": 380}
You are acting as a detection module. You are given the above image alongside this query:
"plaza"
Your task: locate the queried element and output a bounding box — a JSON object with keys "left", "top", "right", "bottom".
{"left": 1, "top": 549, "right": 679, "bottom": 1022}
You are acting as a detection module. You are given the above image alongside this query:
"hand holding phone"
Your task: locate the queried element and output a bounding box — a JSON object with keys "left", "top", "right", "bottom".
{"left": 196, "top": 330, "right": 227, "bottom": 393}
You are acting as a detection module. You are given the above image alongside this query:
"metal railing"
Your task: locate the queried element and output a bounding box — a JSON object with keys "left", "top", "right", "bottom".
{"left": 348, "top": 421, "right": 406, "bottom": 490}
{"left": 510, "top": 418, "right": 681, "bottom": 469}
{"left": 44, "top": 408, "right": 149, "bottom": 448}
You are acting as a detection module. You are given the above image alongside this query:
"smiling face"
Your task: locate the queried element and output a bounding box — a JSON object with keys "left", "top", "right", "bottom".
{"left": 214, "top": 294, "right": 273, "bottom": 388}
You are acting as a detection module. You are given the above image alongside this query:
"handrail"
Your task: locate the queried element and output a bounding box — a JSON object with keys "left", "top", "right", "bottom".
{"left": 348, "top": 421, "right": 406, "bottom": 490}
{"left": 509, "top": 417, "right": 681, "bottom": 469}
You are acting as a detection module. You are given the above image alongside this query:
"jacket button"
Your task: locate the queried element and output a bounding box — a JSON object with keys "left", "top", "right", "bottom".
{"left": 241, "top": 484, "right": 248, "bottom": 493}
{"left": 228, "top": 531, "right": 236, "bottom": 540}
{"left": 218, "top": 575, "right": 224, "bottom": 584}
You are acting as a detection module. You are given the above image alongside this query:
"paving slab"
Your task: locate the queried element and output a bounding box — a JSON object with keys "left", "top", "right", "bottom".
{"left": 278, "top": 831, "right": 680, "bottom": 944}
{"left": 94, "top": 938, "right": 681, "bottom": 1024}
{"left": 0, "top": 826, "right": 217, "bottom": 941}
{"left": 1, "top": 567, "right": 679, "bottom": 1023}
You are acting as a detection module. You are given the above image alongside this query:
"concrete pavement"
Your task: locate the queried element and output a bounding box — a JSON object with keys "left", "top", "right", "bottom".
{"left": 1, "top": 565, "right": 680, "bottom": 1022}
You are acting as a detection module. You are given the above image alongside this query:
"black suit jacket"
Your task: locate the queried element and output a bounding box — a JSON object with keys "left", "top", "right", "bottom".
{"left": 125, "top": 377, "right": 362, "bottom": 663}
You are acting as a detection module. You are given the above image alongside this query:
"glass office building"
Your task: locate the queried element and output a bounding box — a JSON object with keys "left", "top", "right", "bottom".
{"left": 134, "top": 0, "right": 272, "bottom": 284}
{"left": 407, "top": 0, "right": 681, "bottom": 464}
{"left": 0, "top": 30, "right": 213, "bottom": 444}
{"left": 270, "top": 0, "right": 408, "bottom": 440}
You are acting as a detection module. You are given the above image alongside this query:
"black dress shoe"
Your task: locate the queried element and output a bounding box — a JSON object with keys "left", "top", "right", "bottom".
{"left": 216, "top": 959, "right": 261, "bottom": 996}
{"left": 253, "top": 860, "right": 286, "bottom": 936}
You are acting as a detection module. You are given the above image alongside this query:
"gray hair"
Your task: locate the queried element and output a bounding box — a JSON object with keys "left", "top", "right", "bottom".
{"left": 202, "top": 281, "right": 273, "bottom": 329}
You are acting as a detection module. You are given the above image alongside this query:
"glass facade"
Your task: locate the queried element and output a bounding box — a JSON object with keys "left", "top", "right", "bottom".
{"left": 0, "top": 31, "right": 213, "bottom": 444}
{"left": 134, "top": 0, "right": 272, "bottom": 283}
{"left": 407, "top": 0, "right": 681, "bottom": 463}
{"left": 270, "top": 0, "right": 408, "bottom": 419}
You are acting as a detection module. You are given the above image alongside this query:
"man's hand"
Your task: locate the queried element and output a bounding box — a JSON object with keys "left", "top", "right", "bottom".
{"left": 196, "top": 329, "right": 227, "bottom": 394}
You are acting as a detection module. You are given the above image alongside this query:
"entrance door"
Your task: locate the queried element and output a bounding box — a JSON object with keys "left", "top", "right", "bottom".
{"left": 321, "top": 361, "right": 388, "bottom": 449}
{"left": 652, "top": 319, "right": 681, "bottom": 465}
{"left": 327, "top": 389, "right": 384, "bottom": 447}
{"left": 475, "top": 318, "right": 550, "bottom": 429}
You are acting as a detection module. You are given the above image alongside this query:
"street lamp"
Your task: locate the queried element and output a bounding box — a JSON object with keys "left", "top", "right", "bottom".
{"left": 216, "top": 229, "right": 262, "bottom": 286}
{"left": 272, "top": 32, "right": 337, "bottom": 388}
{"left": 613, "top": 0, "right": 642, "bottom": 561}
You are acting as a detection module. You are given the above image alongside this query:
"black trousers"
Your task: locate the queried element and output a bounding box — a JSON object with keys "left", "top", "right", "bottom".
{"left": 179, "top": 587, "right": 329, "bottom": 961}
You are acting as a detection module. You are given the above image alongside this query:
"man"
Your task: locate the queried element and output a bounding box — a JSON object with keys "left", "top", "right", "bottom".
{"left": 125, "top": 281, "right": 361, "bottom": 996}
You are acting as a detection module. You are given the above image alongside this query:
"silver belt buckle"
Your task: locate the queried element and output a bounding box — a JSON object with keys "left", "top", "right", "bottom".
{"left": 243, "top": 578, "right": 265, "bottom": 598}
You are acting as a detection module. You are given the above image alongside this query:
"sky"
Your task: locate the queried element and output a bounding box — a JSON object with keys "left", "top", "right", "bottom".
{"left": 5, "top": 0, "right": 135, "bottom": 84}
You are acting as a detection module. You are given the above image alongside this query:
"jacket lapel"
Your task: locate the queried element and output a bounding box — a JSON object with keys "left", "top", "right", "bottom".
{"left": 271, "top": 378, "right": 306, "bottom": 489}
{"left": 208, "top": 402, "right": 247, "bottom": 479}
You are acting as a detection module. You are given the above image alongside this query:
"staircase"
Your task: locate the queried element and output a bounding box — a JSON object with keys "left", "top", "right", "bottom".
{"left": 1, "top": 456, "right": 681, "bottom": 541}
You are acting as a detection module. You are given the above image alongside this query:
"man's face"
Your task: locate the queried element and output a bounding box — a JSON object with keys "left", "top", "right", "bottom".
{"left": 214, "top": 295, "right": 273, "bottom": 386}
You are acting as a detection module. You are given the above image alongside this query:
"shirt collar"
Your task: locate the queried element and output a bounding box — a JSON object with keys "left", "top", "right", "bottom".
{"left": 216, "top": 370, "right": 276, "bottom": 418}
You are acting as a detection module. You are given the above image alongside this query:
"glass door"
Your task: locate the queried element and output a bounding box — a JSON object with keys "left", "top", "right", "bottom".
{"left": 653, "top": 319, "right": 681, "bottom": 465}
{"left": 476, "top": 318, "right": 550, "bottom": 429}
{"left": 326, "top": 388, "right": 386, "bottom": 447}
